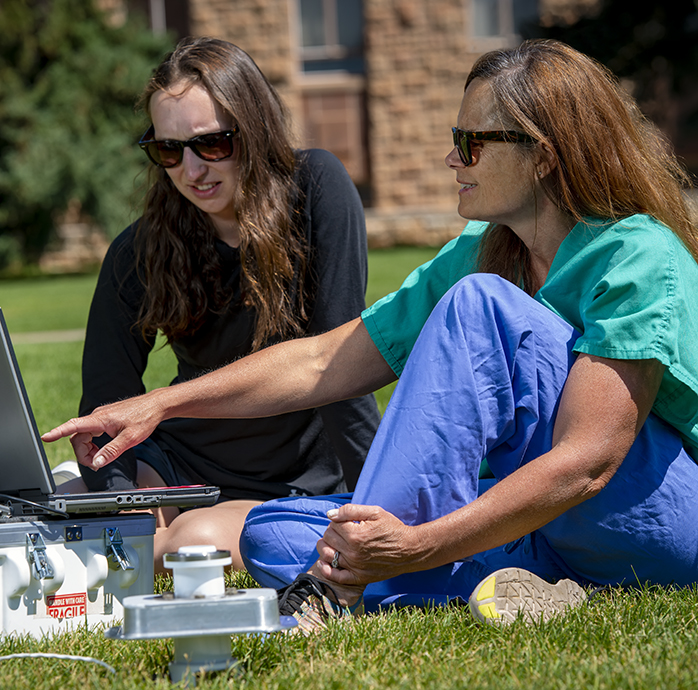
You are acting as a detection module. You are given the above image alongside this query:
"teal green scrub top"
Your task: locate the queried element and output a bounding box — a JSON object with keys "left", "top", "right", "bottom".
{"left": 362, "top": 214, "right": 698, "bottom": 459}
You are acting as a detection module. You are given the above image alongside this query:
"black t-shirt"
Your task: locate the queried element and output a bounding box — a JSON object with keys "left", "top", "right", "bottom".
{"left": 79, "top": 149, "right": 380, "bottom": 499}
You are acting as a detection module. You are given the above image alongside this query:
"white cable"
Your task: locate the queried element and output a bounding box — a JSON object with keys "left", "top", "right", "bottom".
{"left": 0, "top": 652, "right": 116, "bottom": 674}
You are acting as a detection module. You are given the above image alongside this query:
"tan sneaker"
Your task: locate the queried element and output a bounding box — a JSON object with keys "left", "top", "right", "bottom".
{"left": 277, "top": 573, "right": 362, "bottom": 636}
{"left": 469, "top": 567, "right": 587, "bottom": 625}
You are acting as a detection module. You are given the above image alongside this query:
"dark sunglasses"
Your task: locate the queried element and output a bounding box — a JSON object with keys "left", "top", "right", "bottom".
{"left": 138, "top": 125, "right": 240, "bottom": 168}
{"left": 451, "top": 128, "right": 536, "bottom": 166}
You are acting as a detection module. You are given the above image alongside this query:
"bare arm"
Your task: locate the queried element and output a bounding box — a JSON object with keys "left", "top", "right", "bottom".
{"left": 42, "top": 317, "right": 396, "bottom": 469}
{"left": 316, "top": 353, "right": 665, "bottom": 585}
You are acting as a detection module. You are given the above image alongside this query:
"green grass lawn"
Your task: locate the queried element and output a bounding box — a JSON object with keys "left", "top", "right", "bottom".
{"left": 0, "top": 572, "right": 697, "bottom": 690}
{"left": 0, "top": 274, "right": 98, "bottom": 332}
{"left": 2, "top": 247, "right": 694, "bottom": 690}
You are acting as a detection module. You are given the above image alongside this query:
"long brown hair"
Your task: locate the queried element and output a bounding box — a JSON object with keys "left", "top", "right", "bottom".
{"left": 134, "top": 37, "right": 307, "bottom": 351}
{"left": 468, "top": 39, "right": 697, "bottom": 293}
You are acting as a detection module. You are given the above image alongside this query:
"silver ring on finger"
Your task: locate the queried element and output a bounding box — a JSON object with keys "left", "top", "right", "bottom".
{"left": 331, "top": 550, "right": 341, "bottom": 569}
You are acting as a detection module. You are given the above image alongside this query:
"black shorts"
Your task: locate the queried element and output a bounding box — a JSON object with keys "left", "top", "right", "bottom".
{"left": 134, "top": 437, "right": 194, "bottom": 488}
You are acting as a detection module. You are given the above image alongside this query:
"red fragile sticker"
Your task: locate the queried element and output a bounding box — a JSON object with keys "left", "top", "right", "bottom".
{"left": 46, "top": 592, "right": 86, "bottom": 619}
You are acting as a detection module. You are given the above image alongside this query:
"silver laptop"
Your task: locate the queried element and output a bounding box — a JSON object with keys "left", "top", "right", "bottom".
{"left": 0, "top": 308, "right": 220, "bottom": 518}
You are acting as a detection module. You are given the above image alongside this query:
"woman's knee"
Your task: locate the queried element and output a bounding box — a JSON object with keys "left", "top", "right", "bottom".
{"left": 446, "top": 274, "right": 575, "bottom": 339}
{"left": 240, "top": 495, "right": 352, "bottom": 587}
{"left": 449, "top": 273, "right": 527, "bottom": 312}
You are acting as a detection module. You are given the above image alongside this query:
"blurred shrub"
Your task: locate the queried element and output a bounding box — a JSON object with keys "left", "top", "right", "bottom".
{"left": 0, "top": 0, "right": 173, "bottom": 262}
{"left": 0, "top": 234, "right": 22, "bottom": 271}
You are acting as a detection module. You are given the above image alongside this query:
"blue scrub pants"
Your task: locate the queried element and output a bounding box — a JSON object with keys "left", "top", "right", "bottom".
{"left": 240, "top": 275, "right": 698, "bottom": 610}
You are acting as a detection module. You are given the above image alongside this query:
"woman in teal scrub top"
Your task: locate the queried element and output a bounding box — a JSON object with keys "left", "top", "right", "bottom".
{"left": 45, "top": 40, "right": 698, "bottom": 630}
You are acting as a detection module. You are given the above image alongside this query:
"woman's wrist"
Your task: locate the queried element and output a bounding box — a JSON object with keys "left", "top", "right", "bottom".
{"left": 147, "top": 383, "right": 190, "bottom": 423}
{"left": 403, "top": 522, "right": 446, "bottom": 572}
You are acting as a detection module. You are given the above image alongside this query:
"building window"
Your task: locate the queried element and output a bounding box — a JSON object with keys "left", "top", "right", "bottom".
{"left": 301, "top": 89, "right": 369, "bottom": 187}
{"left": 469, "top": 0, "right": 538, "bottom": 45}
{"left": 294, "top": 0, "right": 369, "bottom": 201}
{"left": 472, "top": 0, "right": 501, "bottom": 36}
{"left": 124, "top": 0, "right": 189, "bottom": 38}
{"left": 299, "top": 0, "right": 364, "bottom": 73}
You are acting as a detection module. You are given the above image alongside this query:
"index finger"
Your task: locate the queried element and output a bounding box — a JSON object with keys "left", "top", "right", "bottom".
{"left": 41, "top": 417, "right": 109, "bottom": 443}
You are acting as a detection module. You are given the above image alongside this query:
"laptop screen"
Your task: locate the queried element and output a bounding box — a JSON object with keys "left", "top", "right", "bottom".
{"left": 0, "top": 308, "right": 56, "bottom": 498}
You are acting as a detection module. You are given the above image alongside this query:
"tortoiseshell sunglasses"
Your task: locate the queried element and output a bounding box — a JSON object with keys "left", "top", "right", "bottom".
{"left": 451, "top": 128, "right": 536, "bottom": 166}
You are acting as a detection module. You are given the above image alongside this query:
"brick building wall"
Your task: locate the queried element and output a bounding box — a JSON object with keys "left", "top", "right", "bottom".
{"left": 361, "top": 1, "right": 472, "bottom": 244}
{"left": 365, "top": 1, "right": 468, "bottom": 211}
{"left": 87, "top": 0, "right": 698, "bottom": 255}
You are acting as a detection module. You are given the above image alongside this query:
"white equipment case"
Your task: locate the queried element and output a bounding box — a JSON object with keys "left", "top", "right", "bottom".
{"left": 0, "top": 513, "right": 154, "bottom": 637}
{"left": 0, "top": 307, "right": 218, "bottom": 639}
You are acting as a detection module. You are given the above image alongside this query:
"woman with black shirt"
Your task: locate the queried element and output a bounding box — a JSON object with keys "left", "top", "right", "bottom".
{"left": 76, "top": 37, "right": 379, "bottom": 571}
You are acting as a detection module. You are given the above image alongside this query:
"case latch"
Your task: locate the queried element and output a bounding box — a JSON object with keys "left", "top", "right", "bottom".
{"left": 26, "top": 533, "right": 54, "bottom": 580}
{"left": 104, "top": 527, "right": 134, "bottom": 570}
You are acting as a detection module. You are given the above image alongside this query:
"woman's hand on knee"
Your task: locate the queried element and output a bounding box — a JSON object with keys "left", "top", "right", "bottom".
{"left": 315, "top": 503, "right": 422, "bottom": 586}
